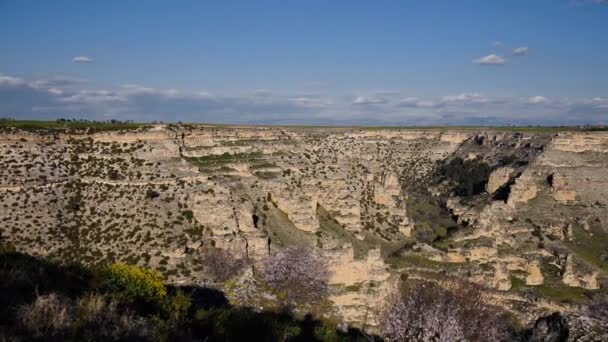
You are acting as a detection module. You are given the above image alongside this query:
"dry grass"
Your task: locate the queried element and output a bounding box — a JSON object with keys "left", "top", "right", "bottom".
{"left": 17, "top": 294, "right": 73, "bottom": 337}
{"left": 16, "top": 293, "right": 151, "bottom": 339}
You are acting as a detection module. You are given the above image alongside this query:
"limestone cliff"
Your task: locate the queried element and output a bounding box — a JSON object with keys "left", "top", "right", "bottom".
{"left": 1, "top": 125, "right": 607, "bottom": 328}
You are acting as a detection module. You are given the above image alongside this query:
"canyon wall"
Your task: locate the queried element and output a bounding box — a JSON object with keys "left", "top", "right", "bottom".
{"left": 1, "top": 125, "right": 607, "bottom": 328}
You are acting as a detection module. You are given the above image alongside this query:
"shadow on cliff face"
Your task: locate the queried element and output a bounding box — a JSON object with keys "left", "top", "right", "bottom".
{"left": 0, "top": 247, "right": 373, "bottom": 341}
{"left": 404, "top": 191, "right": 462, "bottom": 246}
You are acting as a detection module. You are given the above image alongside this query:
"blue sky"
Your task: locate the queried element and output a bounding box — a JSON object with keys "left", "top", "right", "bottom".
{"left": 1, "top": 0, "right": 607, "bottom": 125}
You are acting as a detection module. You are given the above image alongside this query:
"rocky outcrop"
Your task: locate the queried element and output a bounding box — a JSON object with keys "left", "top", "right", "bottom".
{"left": 562, "top": 255, "right": 599, "bottom": 290}
{"left": 507, "top": 170, "right": 539, "bottom": 207}
{"left": 2, "top": 125, "right": 608, "bottom": 330}
{"left": 487, "top": 167, "right": 514, "bottom": 194}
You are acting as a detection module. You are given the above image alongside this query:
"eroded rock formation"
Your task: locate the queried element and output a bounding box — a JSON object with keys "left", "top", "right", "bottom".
{"left": 1, "top": 125, "right": 607, "bottom": 330}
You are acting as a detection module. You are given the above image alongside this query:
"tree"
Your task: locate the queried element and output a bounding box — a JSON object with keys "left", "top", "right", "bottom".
{"left": 378, "top": 280, "right": 513, "bottom": 342}
{"left": 261, "top": 245, "right": 329, "bottom": 304}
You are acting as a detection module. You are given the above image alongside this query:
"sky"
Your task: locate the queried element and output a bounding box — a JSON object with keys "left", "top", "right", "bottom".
{"left": 1, "top": 0, "right": 607, "bottom": 126}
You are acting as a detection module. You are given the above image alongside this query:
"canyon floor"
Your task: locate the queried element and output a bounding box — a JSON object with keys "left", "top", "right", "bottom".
{"left": 1, "top": 122, "right": 607, "bottom": 336}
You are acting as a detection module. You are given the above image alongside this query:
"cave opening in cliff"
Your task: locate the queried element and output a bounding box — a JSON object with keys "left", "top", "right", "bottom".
{"left": 252, "top": 213, "right": 259, "bottom": 229}
{"left": 547, "top": 173, "right": 554, "bottom": 187}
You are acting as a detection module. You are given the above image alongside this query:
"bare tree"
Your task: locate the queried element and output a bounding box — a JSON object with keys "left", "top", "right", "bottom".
{"left": 378, "top": 280, "right": 513, "bottom": 342}
{"left": 261, "top": 245, "right": 329, "bottom": 304}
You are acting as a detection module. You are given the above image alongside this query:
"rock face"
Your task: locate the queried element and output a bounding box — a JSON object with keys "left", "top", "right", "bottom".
{"left": 1, "top": 125, "right": 608, "bottom": 329}
{"left": 486, "top": 167, "right": 514, "bottom": 194}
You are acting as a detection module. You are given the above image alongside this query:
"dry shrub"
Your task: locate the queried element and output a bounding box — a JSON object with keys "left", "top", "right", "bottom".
{"left": 77, "top": 293, "right": 151, "bottom": 339}
{"left": 378, "top": 280, "right": 513, "bottom": 342}
{"left": 17, "top": 293, "right": 73, "bottom": 337}
{"left": 261, "top": 245, "right": 329, "bottom": 304}
{"left": 17, "top": 293, "right": 151, "bottom": 339}
{"left": 204, "top": 247, "right": 248, "bottom": 283}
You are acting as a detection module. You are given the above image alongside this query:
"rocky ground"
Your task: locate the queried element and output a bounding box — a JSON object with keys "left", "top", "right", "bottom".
{"left": 1, "top": 123, "right": 607, "bottom": 337}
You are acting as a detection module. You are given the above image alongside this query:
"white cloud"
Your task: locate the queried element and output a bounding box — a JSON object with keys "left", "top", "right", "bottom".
{"left": 352, "top": 96, "right": 386, "bottom": 105}
{"left": 528, "top": 96, "right": 549, "bottom": 104}
{"left": 473, "top": 54, "right": 506, "bottom": 65}
{"left": 0, "top": 75, "right": 26, "bottom": 87}
{"left": 28, "top": 76, "right": 83, "bottom": 89}
{"left": 59, "top": 90, "right": 126, "bottom": 104}
{"left": 442, "top": 92, "right": 492, "bottom": 104}
{"left": 581, "top": 97, "right": 608, "bottom": 108}
{"left": 72, "top": 56, "right": 93, "bottom": 63}
{"left": 1, "top": 72, "right": 607, "bottom": 125}
{"left": 47, "top": 88, "right": 64, "bottom": 95}
{"left": 513, "top": 47, "right": 529, "bottom": 56}
{"left": 398, "top": 97, "right": 440, "bottom": 108}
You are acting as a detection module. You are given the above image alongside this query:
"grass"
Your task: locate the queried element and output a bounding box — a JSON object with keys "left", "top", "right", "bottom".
{"left": 388, "top": 254, "right": 464, "bottom": 271}
{"left": 510, "top": 274, "right": 606, "bottom": 304}
{"left": 260, "top": 205, "right": 315, "bottom": 249}
{"left": 0, "top": 120, "right": 148, "bottom": 132}
{"left": 186, "top": 152, "right": 264, "bottom": 166}
{"left": 253, "top": 171, "right": 281, "bottom": 180}
{"left": 3, "top": 120, "right": 606, "bottom": 133}
{"left": 316, "top": 204, "right": 383, "bottom": 259}
{"left": 172, "top": 122, "right": 608, "bottom": 132}
{"left": 564, "top": 224, "right": 608, "bottom": 274}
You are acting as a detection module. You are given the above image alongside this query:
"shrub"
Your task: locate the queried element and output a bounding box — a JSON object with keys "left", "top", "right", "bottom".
{"left": 75, "top": 293, "right": 152, "bottom": 339}
{"left": 145, "top": 188, "right": 160, "bottom": 199}
{"left": 378, "top": 280, "right": 513, "bottom": 342}
{"left": 17, "top": 293, "right": 73, "bottom": 337}
{"left": 182, "top": 209, "right": 194, "bottom": 223}
{"left": 161, "top": 290, "right": 192, "bottom": 322}
{"left": 95, "top": 263, "right": 166, "bottom": 302}
{"left": 261, "top": 245, "right": 329, "bottom": 304}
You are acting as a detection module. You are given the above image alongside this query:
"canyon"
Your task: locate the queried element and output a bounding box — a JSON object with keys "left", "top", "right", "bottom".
{"left": 1, "top": 124, "right": 607, "bottom": 337}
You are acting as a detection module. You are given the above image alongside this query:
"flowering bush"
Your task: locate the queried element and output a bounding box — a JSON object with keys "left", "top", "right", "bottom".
{"left": 96, "top": 263, "right": 166, "bottom": 302}
{"left": 379, "top": 280, "right": 513, "bottom": 342}
{"left": 261, "top": 245, "right": 329, "bottom": 304}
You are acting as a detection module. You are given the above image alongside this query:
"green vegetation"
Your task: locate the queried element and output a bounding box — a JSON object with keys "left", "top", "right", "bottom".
{"left": 387, "top": 253, "right": 464, "bottom": 272}
{"left": 434, "top": 157, "right": 492, "bottom": 197}
{"left": 405, "top": 191, "right": 460, "bottom": 245}
{"left": 565, "top": 224, "right": 608, "bottom": 274}
{"left": 0, "top": 119, "right": 147, "bottom": 132}
{"left": 95, "top": 263, "right": 167, "bottom": 302}
{"left": 0, "top": 249, "right": 369, "bottom": 341}
{"left": 186, "top": 152, "right": 264, "bottom": 166}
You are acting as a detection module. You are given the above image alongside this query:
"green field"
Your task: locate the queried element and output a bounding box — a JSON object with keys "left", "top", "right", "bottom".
{"left": 2, "top": 119, "right": 607, "bottom": 133}
{"left": 0, "top": 119, "right": 148, "bottom": 132}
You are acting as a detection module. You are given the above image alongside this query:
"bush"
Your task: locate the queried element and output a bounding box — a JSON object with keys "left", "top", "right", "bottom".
{"left": 95, "top": 263, "right": 167, "bottom": 302}
{"left": 379, "top": 280, "right": 513, "bottom": 341}
{"left": 17, "top": 292, "right": 152, "bottom": 339}
{"left": 145, "top": 188, "right": 160, "bottom": 199}
{"left": 161, "top": 290, "right": 192, "bottom": 322}
{"left": 17, "top": 293, "right": 72, "bottom": 337}
{"left": 75, "top": 293, "right": 152, "bottom": 339}
{"left": 261, "top": 245, "right": 329, "bottom": 304}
